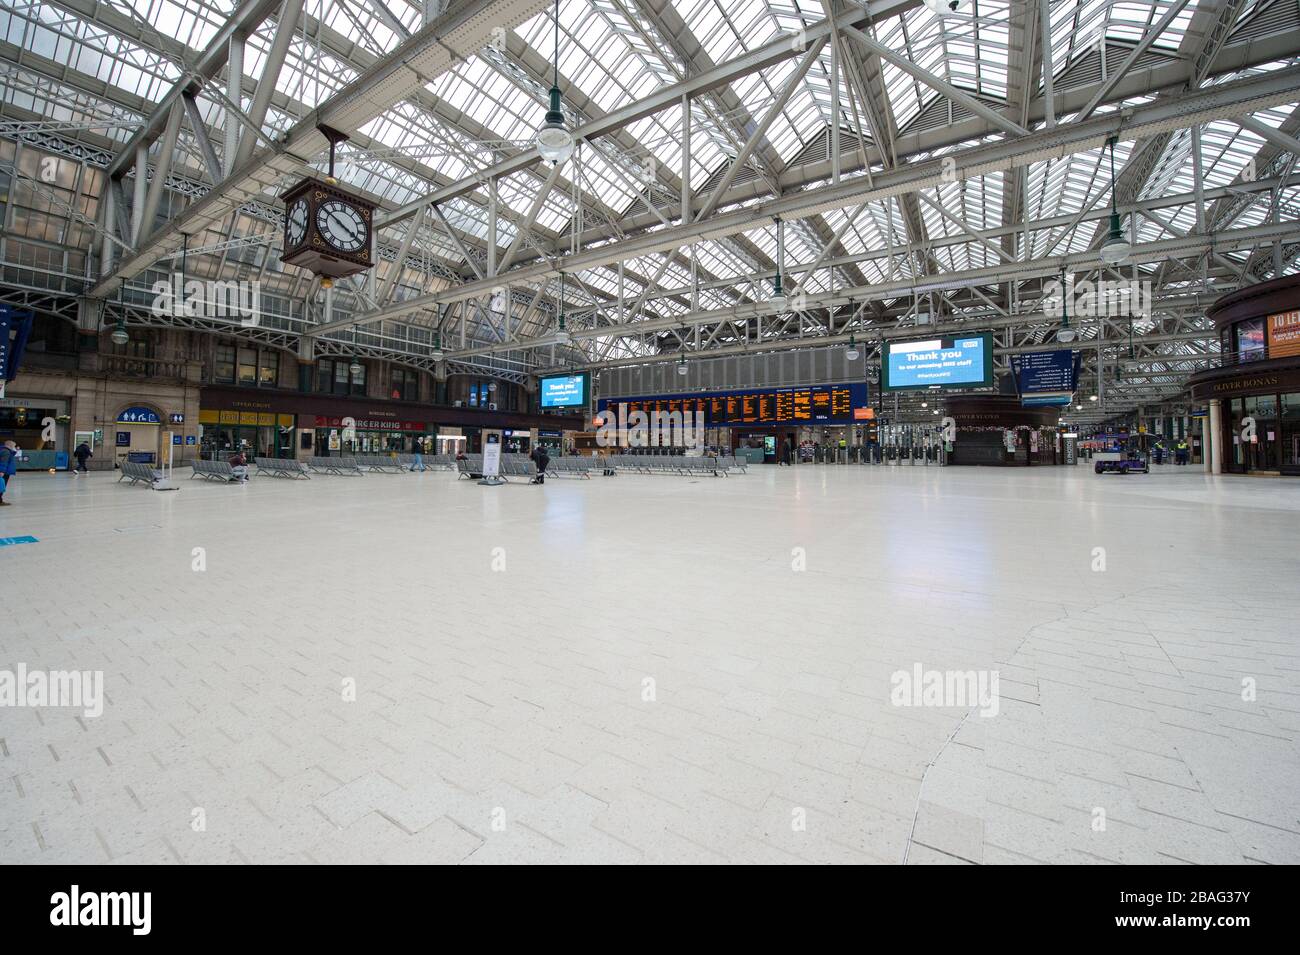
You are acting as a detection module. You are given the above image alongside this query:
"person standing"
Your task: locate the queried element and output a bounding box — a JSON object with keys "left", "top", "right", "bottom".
{"left": 530, "top": 444, "right": 549, "bottom": 484}
{"left": 0, "top": 441, "right": 17, "bottom": 505}
{"left": 74, "top": 440, "right": 93, "bottom": 475}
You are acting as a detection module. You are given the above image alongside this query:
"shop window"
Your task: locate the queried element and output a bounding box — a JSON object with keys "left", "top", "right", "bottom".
{"left": 392, "top": 367, "right": 417, "bottom": 401}
{"left": 1237, "top": 319, "right": 1265, "bottom": 363}
{"left": 1282, "top": 393, "right": 1300, "bottom": 469}
{"left": 259, "top": 351, "right": 279, "bottom": 387}
{"left": 111, "top": 336, "right": 152, "bottom": 359}
{"left": 238, "top": 346, "right": 257, "bottom": 384}
{"left": 315, "top": 358, "right": 366, "bottom": 396}
{"left": 215, "top": 344, "right": 235, "bottom": 384}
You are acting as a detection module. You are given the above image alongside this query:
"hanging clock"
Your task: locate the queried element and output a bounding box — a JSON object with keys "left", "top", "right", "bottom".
{"left": 280, "top": 177, "right": 375, "bottom": 283}
{"left": 285, "top": 197, "right": 308, "bottom": 249}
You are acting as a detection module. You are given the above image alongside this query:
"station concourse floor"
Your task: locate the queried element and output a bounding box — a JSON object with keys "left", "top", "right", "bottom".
{"left": 1, "top": 461, "right": 1297, "bottom": 865}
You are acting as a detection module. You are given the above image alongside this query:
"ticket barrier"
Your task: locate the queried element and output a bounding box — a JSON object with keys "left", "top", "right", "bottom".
{"left": 881, "top": 425, "right": 947, "bottom": 465}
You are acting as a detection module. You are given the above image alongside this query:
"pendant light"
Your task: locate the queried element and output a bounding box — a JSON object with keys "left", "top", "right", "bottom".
{"left": 676, "top": 356, "right": 688, "bottom": 376}
{"left": 1055, "top": 269, "right": 1076, "bottom": 342}
{"left": 111, "top": 277, "right": 129, "bottom": 345}
{"left": 535, "top": 0, "right": 574, "bottom": 165}
{"left": 771, "top": 217, "right": 787, "bottom": 309}
{"left": 431, "top": 332, "right": 444, "bottom": 361}
{"left": 349, "top": 324, "right": 362, "bottom": 377}
{"left": 1100, "top": 136, "right": 1130, "bottom": 265}
{"left": 924, "top": 0, "right": 961, "bottom": 13}
{"left": 846, "top": 335, "right": 860, "bottom": 361}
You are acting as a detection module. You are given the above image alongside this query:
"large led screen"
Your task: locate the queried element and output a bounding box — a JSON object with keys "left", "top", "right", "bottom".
{"left": 882, "top": 334, "right": 993, "bottom": 391}
{"left": 539, "top": 374, "right": 587, "bottom": 408}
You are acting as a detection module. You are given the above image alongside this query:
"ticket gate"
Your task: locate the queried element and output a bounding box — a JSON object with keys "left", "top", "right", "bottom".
{"left": 880, "top": 424, "right": 947, "bottom": 465}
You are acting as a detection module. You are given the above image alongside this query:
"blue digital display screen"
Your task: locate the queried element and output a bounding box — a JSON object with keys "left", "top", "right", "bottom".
{"left": 882, "top": 334, "right": 993, "bottom": 391}
{"left": 539, "top": 374, "right": 587, "bottom": 408}
{"left": 1011, "top": 349, "right": 1081, "bottom": 401}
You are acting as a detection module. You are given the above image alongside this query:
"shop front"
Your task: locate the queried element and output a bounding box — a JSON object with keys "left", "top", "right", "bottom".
{"left": 198, "top": 409, "right": 296, "bottom": 459}
{"left": 504, "top": 429, "right": 533, "bottom": 454}
{"left": 0, "top": 395, "right": 71, "bottom": 470}
{"left": 310, "top": 415, "right": 428, "bottom": 455}
{"left": 1189, "top": 275, "right": 1300, "bottom": 475}
{"left": 945, "top": 396, "right": 1063, "bottom": 466}
{"left": 199, "top": 385, "right": 585, "bottom": 461}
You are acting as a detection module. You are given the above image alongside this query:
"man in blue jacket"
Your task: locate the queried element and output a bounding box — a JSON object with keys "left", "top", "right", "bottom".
{"left": 0, "top": 440, "right": 17, "bottom": 505}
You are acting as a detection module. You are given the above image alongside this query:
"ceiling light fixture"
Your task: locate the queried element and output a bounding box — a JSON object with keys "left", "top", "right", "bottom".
{"left": 535, "top": 0, "right": 573, "bottom": 166}
{"left": 111, "top": 277, "right": 129, "bottom": 345}
{"left": 771, "top": 217, "right": 787, "bottom": 310}
{"left": 1100, "top": 135, "right": 1131, "bottom": 265}
{"left": 1055, "top": 268, "right": 1077, "bottom": 342}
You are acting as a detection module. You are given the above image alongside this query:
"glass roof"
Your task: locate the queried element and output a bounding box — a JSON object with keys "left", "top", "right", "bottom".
{"left": 2, "top": 0, "right": 1296, "bottom": 369}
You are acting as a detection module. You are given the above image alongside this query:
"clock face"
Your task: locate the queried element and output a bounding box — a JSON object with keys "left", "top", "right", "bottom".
{"left": 285, "top": 198, "right": 308, "bottom": 248}
{"left": 315, "top": 199, "right": 368, "bottom": 254}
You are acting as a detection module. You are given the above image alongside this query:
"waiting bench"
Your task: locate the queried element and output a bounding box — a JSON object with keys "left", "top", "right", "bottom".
{"left": 254, "top": 457, "right": 310, "bottom": 479}
{"left": 308, "top": 456, "right": 364, "bottom": 476}
{"left": 355, "top": 454, "right": 405, "bottom": 474}
{"left": 190, "top": 460, "right": 236, "bottom": 482}
{"left": 118, "top": 461, "right": 162, "bottom": 485}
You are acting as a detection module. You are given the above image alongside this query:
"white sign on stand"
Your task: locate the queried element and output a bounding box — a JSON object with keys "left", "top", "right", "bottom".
{"left": 479, "top": 438, "right": 504, "bottom": 486}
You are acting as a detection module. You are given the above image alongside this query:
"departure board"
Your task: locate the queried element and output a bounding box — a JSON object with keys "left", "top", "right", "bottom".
{"left": 598, "top": 383, "right": 870, "bottom": 426}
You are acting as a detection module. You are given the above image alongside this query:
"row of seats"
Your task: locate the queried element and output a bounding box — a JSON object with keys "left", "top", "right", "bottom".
{"left": 254, "top": 457, "right": 310, "bottom": 479}
{"left": 605, "top": 454, "right": 745, "bottom": 476}
{"left": 453, "top": 453, "right": 593, "bottom": 480}
{"left": 191, "top": 460, "right": 236, "bottom": 481}
{"left": 117, "top": 461, "right": 163, "bottom": 485}
{"left": 307, "top": 456, "right": 364, "bottom": 475}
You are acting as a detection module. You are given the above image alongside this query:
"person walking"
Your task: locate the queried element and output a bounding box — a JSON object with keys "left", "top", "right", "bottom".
{"left": 73, "top": 440, "right": 93, "bottom": 475}
{"left": 410, "top": 437, "right": 426, "bottom": 472}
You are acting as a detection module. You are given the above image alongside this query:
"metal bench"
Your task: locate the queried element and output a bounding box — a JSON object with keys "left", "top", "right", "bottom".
{"left": 308, "top": 456, "right": 364, "bottom": 475}
{"left": 190, "top": 459, "right": 236, "bottom": 482}
{"left": 355, "top": 454, "right": 405, "bottom": 473}
{"left": 456, "top": 454, "right": 484, "bottom": 479}
{"left": 254, "top": 457, "right": 310, "bottom": 479}
{"left": 546, "top": 456, "right": 592, "bottom": 479}
{"left": 118, "top": 461, "right": 162, "bottom": 485}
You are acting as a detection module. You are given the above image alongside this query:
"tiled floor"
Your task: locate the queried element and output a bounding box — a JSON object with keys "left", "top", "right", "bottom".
{"left": 1, "top": 461, "right": 1297, "bottom": 864}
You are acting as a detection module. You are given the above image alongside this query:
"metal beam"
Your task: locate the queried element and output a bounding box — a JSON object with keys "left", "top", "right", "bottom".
{"left": 312, "top": 65, "right": 1300, "bottom": 333}
{"left": 1077, "top": 0, "right": 1195, "bottom": 121}
{"left": 232, "top": 0, "right": 306, "bottom": 171}
{"left": 693, "top": 39, "right": 827, "bottom": 222}
{"left": 841, "top": 26, "right": 1029, "bottom": 138}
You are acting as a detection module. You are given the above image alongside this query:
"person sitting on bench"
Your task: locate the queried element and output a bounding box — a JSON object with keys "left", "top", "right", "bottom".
{"left": 228, "top": 449, "right": 249, "bottom": 483}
